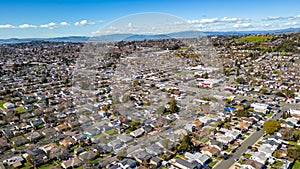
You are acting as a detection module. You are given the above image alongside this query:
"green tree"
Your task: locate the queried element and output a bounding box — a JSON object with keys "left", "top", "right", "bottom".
{"left": 155, "top": 106, "right": 166, "bottom": 114}
{"left": 216, "top": 120, "right": 225, "bottom": 128}
{"left": 102, "top": 104, "right": 110, "bottom": 111}
{"left": 236, "top": 110, "right": 249, "bottom": 117}
{"left": 287, "top": 146, "right": 300, "bottom": 160}
{"left": 132, "top": 80, "right": 139, "bottom": 86}
{"left": 236, "top": 68, "right": 240, "bottom": 77}
{"left": 263, "top": 120, "right": 280, "bottom": 135}
{"left": 282, "top": 112, "right": 287, "bottom": 119}
{"left": 169, "top": 97, "right": 179, "bottom": 113}
{"left": 177, "top": 135, "right": 193, "bottom": 152}
{"left": 282, "top": 89, "right": 295, "bottom": 98}
{"left": 275, "top": 91, "right": 286, "bottom": 97}
{"left": 201, "top": 72, "right": 209, "bottom": 79}
{"left": 288, "top": 111, "right": 292, "bottom": 118}
{"left": 117, "top": 150, "right": 127, "bottom": 161}
{"left": 273, "top": 150, "right": 281, "bottom": 158}
{"left": 41, "top": 77, "right": 48, "bottom": 83}
{"left": 236, "top": 77, "right": 245, "bottom": 84}
{"left": 162, "top": 139, "right": 173, "bottom": 150}
{"left": 260, "top": 88, "right": 269, "bottom": 94}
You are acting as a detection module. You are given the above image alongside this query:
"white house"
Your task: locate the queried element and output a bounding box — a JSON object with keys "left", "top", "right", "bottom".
{"left": 3, "top": 102, "right": 15, "bottom": 109}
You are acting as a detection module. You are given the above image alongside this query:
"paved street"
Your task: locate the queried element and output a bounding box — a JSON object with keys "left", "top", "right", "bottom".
{"left": 213, "top": 130, "right": 264, "bottom": 169}
{"left": 214, "top": 111, "right": 282, "bottom": 169}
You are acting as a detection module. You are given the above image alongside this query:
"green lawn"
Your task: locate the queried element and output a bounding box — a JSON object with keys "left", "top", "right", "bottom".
{"left": 216, "top": 156, "right": 223, "bottom": 160}
{"left": 244, "top": 154, "right": 252, "bottom": 159}
{"left": 105, "top": 129, "right": 116, "bottom": 135}
{"left": 257, "top": 141, "right": 263, "bottom": 145}
{"left": 271, "top": 160, "right": 284, "bottom": 168}
{"left": 288, "top": 141, "right": 298, "bottom": 146}
{"left": 200, "top": 137, "right": 209, "bottom": 143}
{"left": 266, "top": 113, "right": 273, "bottom": 117}
{"left": 178, "top": 46, "right": 188, "bottom": 50}
{"left": 231, "top": 35, "right": 274, "bottom": 43}
{"left": 74, "top": 167, "right": 83, "bottom": 169}
{"left": 208, "top": 161, "right": 217, "bottom": 167}
{"left": 175, "top": 154, "right": 188, "bottom": 160}
{"left": 15, "top": 107, "right": 26, "bottom": 113}
{"left": 20, "top": 162, "right": 33, "bottom": 169}
{"left": 238, "top": 159, "right": 246, "bottom": 164}
{"left": 0, "top": 100, "right": 7, "bottom": 109}
{"left": 225, "top": 148, "right": 232, "bottom": 153}
{"left": 104, "top": 137, "right": 116, "bottom": 144}
{"left": 38, "top": 163, "right": 55, "bottom": 169}
{"left": 70, "top": 145, "right": 79, "bottom": 151}
{"left": 93, "top": 133, "right": 106, "bottom": 139}
{"left": 90, "top": 156, "right": 102, "bottom": 164}
{"left": 292, "top": 160, "right": 300, "bottom": 169}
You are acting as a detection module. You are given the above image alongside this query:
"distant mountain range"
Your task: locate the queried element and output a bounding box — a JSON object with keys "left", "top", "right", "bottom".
{"left": 1, "top": 27, "right": 300, "bottom": 44}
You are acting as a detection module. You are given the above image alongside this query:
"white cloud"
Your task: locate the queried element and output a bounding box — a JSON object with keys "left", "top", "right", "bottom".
{"left": 221, "top": 17, "right": 251, "bottom": 22}
{"left": 60, "top": 21, "right": 69, "bottom": 26}
{"left": 19, "top": 24, "right": 37, "bottom": 28}
{"left": 262, "top": 24, "right": 271, "bottom": 27}
{"left": 266, "top": 16, "right": 282, "bottom": 21}
{"left": 0, "top": 24, "right": 15, "bottom": 28}
{"left": 283, "top": 22, "right": 298, "bottom": 26}
{"left": 233, "top": 23, "right": 252, "bottom": 28}
{"left": 127, "top": 22, "right": 133, "bottom": 28}
{"left": 174, "top": 21, "right": 186, "bottom": 25}
{"left": 74, "top": 19, "right": 95, "bottom": 26}
{"left": 199, "top": 18, "right": 218, "bottom": 23}
{"left": 221, "top": 17, "right": 239, "bottom": 22}
{"left": 40, "top": 22, "right": 56, "bottom": 28}
{"left": 188, "top": 17, "right": 250, "bottom": 25}
{"left": 196, "top": 24, "right": 205, "bottom": 28}
{"left": 92, "top": 26, "right": 119, "bottom": 35}
{"left": 264, "top": 14, "right": 300, "bottom": 21}
{"left": 187, "top": 18, "right": 218, "bottom": 24}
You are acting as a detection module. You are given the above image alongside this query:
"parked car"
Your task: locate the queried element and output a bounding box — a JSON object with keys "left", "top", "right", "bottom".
{"left": 224, "top": 153, "right": 228, "bottom": 160}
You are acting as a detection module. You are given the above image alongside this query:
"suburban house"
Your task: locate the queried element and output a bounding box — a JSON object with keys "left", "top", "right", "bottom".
{"left": 61, "top": 157, "right": 82, "bottom": 169}
{"left": 240, "top": 159, "right": 264, "bottom": 169}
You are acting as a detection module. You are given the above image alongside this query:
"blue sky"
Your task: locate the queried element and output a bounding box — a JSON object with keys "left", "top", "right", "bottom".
{"left": 1, "top": 0, "right": 300, "bottom": 38}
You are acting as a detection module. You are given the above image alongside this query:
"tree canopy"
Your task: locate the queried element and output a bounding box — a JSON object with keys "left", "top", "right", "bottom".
{"left": 169, "top": 97, "right": 179, "bottom": 113}
{"left": 263, "top": 120, "right": 280, "bottom": 135}
{"left": 177, "top": 135, "right": 193, "bottom": 152}
{"left": 288, "top": 145, "right": 300, "bottom": 160}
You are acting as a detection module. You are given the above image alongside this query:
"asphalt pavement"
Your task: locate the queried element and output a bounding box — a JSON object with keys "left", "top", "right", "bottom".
{"left": 213, "top": 111, "right": 282, "bottom": 169}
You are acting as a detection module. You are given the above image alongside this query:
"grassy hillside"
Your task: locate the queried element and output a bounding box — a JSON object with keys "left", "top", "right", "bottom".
{"left": 231, "top": 35, "right": 275, "bottom": 43}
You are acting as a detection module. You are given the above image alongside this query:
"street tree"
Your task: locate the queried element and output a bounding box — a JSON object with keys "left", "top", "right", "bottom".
{"left": 263, "top": 120, "right": 280, "bottom": 135}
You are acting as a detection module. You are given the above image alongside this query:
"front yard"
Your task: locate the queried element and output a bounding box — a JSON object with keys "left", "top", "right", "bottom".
{"left": 293, "top": 160, "right": 300, "bottom": 169}
{"left": 208, "top": 161, "right": 217, "bottom": 167}
{"left": 0, "top": 100, "right": 7, "bottom": 109}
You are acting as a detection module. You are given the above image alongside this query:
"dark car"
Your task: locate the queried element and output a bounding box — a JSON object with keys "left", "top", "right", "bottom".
{"left": 224, "top": 153, "right": 228, "bottom": 160}
{"left": 247, "top": 146, "right": 252, "bottom": 149}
